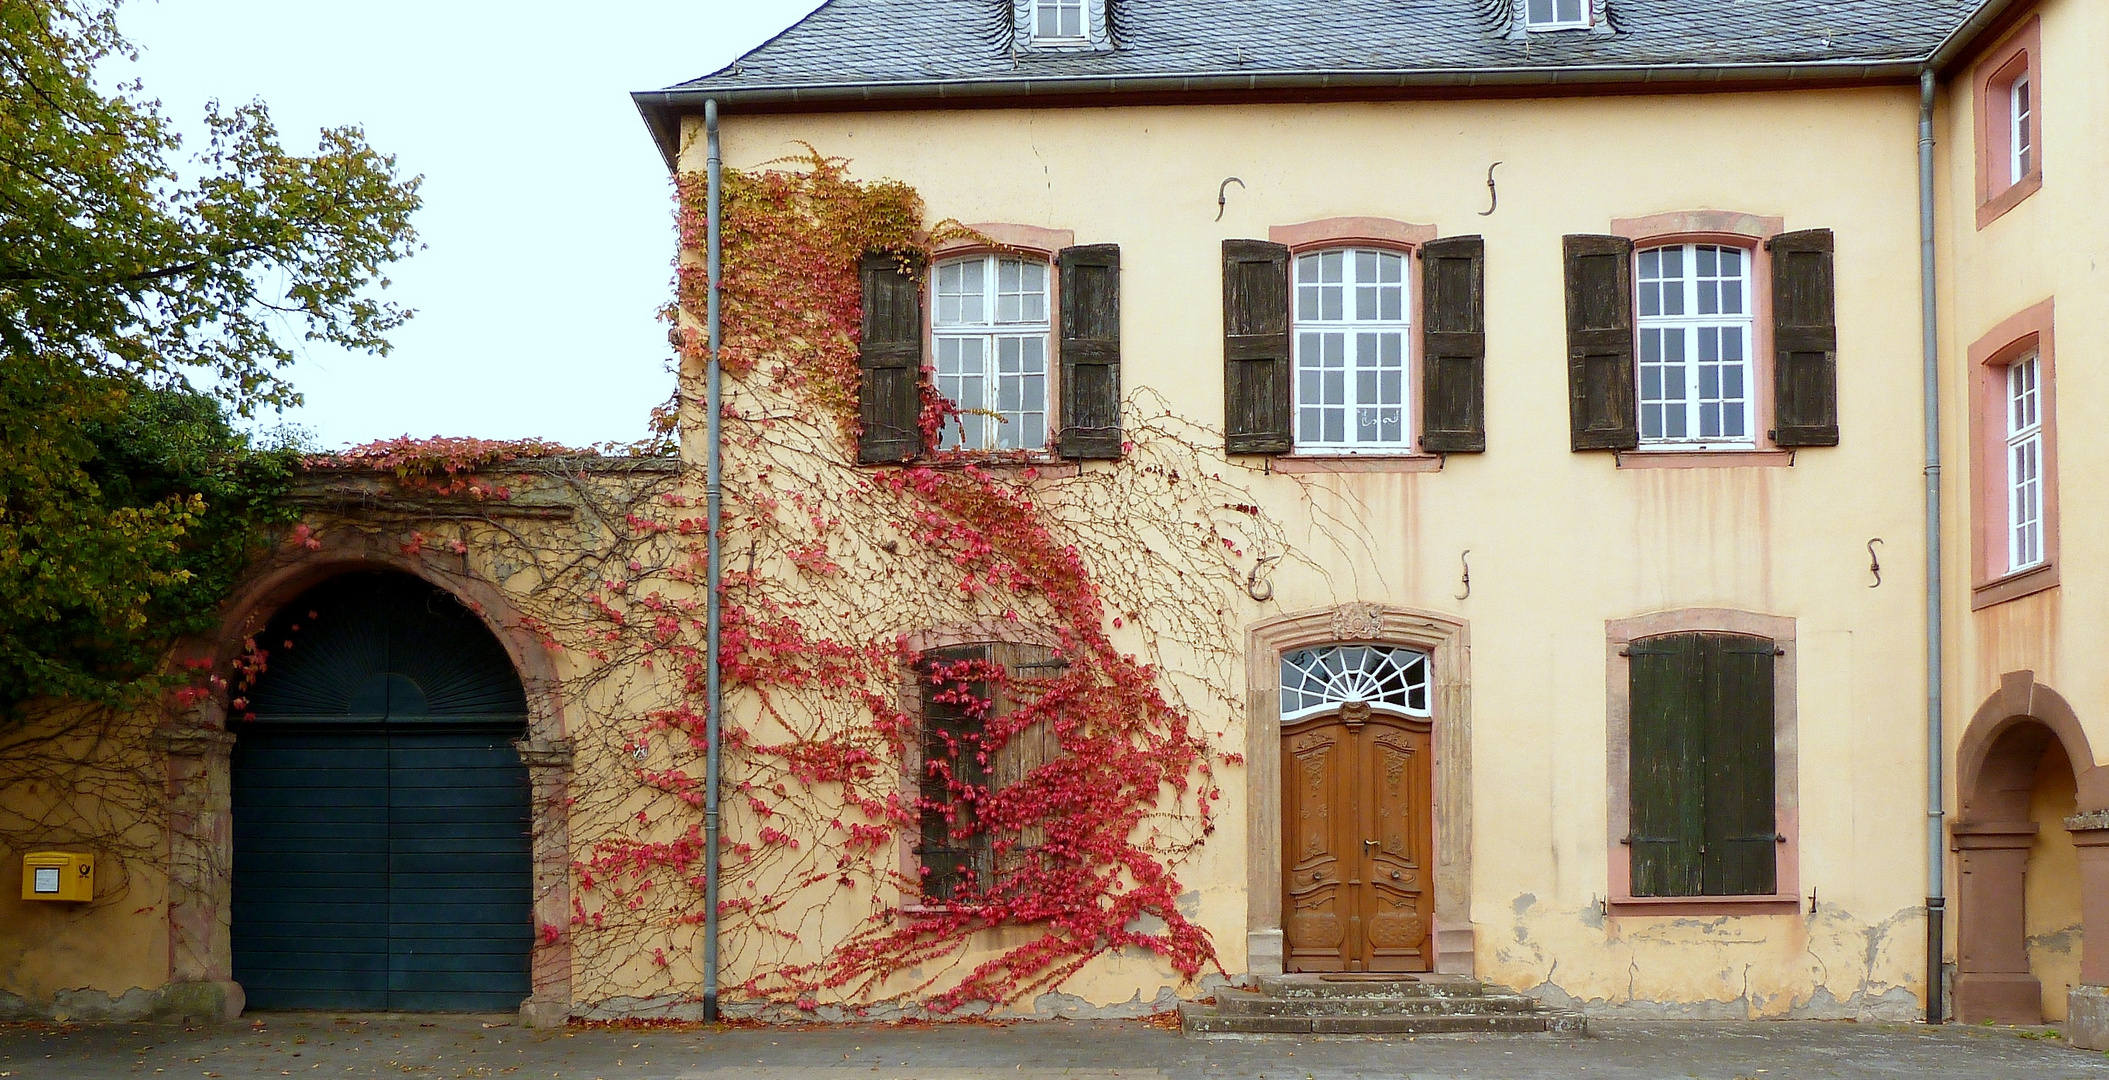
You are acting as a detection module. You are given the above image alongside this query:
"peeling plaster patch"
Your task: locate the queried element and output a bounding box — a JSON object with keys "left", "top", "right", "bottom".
{"left": 2028, "top": 924, "right": 2080, "bottom": 954}
{"left": 1033, "top": 984, "right": 1185, "bottom": 1019}
{"left": 576, "top": 976, "right": 1228, "bottom": 1025}
{"left": 1175, "top": 890, "right": 1201, "bottom": 918}
{"left": 1512, "top": 892, "right": 1538, "bottom": 915}
{"left": 1492, "top": 899, "right": 1928, "bottom": 1020}
{"left": 0, "top": 986, "right": 164, "bottom": 1022}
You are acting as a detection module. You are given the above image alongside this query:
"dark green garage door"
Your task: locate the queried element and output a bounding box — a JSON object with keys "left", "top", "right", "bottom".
{"left": 232, "top": 573, "right": 533, "bottom": 1012}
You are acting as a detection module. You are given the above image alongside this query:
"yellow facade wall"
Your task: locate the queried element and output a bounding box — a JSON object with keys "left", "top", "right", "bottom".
{"left": 0, "top": 701, "right": 172, "bottom": 1019}
{"left": 1938, "top": 0, "right": 2108, "bottom": 760}
{"left": 1935, "top": 0, "right": 2102, "bottom": 1014}
{"left": 691, "top": 84, "right": 1937, "bottom": 1017}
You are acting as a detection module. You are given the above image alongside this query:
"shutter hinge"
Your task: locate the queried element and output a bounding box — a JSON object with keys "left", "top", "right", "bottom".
{"left": 1775, "top": 647, "right": 1787, "bottom": 656}
{"left": 1777, "top": 833, "right": 1788, "bottom": 843}
{"left": 1619, "top": 835, "right": 1632, "bottom": 845}
{"left": 1617, "top": 647, "right": 1630, "bottom": 657}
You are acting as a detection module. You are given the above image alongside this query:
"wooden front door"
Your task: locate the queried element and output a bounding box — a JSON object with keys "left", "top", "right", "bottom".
{"left": 1281, "top": 702, "right": 1433, "bottom": 972}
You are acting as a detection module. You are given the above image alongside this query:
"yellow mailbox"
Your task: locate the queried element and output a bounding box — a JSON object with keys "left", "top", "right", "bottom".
{"left": 21, "top": 852, "right": 93, "bottom": 902}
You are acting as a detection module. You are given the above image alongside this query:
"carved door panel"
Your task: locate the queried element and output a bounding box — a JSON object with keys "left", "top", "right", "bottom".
{"left": 1281, "top": 708, "right": 1433, "bottom": 972}
{"left": 1282, "top": 724, "right": 1350, "bottom": 971}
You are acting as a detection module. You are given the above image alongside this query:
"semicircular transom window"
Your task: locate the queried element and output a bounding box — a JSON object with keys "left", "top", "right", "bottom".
{"left": 1280, "top": 644, "right": 1430, "bottom": 721}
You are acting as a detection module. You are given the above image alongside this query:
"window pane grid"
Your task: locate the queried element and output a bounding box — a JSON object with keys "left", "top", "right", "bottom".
{"left": 1637, "top": 244, "right": 1754, "bottom": 448}
{"left": 1281, "top": 645, "right": 1430, "bottom": 720}
{"left": 935, "top": 255, "right": 1050, "bottom": 452}
{"left": 1294, "top": 248, "right": 1410, "bottom": 452}
{"left": 2007, "top": 354, "right": 2044, "bottom": 571}
{"left": 2011, "top": 74, "right": 2033, "bottom": 184}
{"left": 1526, "top": 0, "right": 1588, "bottom": 28}
{"left": 1036, "top": 0, "right": 1084, "bottom": 38}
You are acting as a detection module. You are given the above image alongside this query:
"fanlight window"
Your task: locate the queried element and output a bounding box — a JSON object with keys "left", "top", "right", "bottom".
{"left": 1281, "top": 645, "right": 1430, "bottom": 721}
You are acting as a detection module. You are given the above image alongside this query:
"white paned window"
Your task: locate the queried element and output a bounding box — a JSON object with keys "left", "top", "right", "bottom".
{"left": 2006, "top": 353, "right": 2045, "bottom": 571}
{"left": 2010, "top": 74, "right": 2033, "bottom": 183}
{"left": 933, "top": 254, "right": 1050, "bottom": 452}
{"left": 1636, "top": 244, "right": 1755, "bottom": 449}
{"left": 1525, "top": 0, "right": 1588, "bottom": 30}
{"left": 1281, "top": 645, "right": 1431, "bottom": 722}
{"left": 1293, "top": 248, "right": 1411, "bottom": 452}
{"left": 1035, "top": 0, "right": 1084, "bottom": 40}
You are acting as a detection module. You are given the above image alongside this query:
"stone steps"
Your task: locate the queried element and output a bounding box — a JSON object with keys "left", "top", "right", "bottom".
{"left": 1180, "top": 975, "right": 1586, "bottom": 1038}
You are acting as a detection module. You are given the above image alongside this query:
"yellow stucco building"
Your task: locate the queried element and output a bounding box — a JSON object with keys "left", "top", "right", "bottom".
{"left": 2, "top": 0, "right": 2103, "bottom": 1044}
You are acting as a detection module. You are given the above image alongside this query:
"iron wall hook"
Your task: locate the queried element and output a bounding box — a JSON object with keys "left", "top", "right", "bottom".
{"left": 1478, "top": 162, "right": 1503, "bottom": 217}
{"left": 1867, "top": 538, "right": 1883, "bottom": 588}
{"left": 1455, "top": 549, "right": 1472, "bottom": 601}
{"left": 1216, "top": 177, "right": 1245, "bottom": 222}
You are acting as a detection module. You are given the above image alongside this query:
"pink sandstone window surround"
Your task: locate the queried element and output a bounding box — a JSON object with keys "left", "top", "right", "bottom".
{"left": 1972, "top": 17, "right": 2043, "bottom": 231}
{"left": 1604, "top": 608, "right": 1801, "bottom": 916}
{"left": 1609, "top": 212, "right": 1793, "bottom": 469}
{"left": 1968, "top": 298, "right": 2059, "bottom": 610}
{"left": 1266, "top": 218, "right": 1442, "bottom": 472}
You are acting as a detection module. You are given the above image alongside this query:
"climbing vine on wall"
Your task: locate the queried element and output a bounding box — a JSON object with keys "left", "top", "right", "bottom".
{"left": 274, "top": 150, "right": 1322, "bottom": 1017}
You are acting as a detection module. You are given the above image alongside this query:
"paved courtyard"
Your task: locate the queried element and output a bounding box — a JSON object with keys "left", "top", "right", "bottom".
{"left": 2, "top": 1013, "right": 2104, "bottom": 1080}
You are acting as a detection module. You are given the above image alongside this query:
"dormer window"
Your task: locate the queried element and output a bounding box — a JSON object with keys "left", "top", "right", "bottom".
{"left": 1525, "top": 0, "right": 1589, "bottom": 30}
{"left": 1016, "top": 0, "right": 1110, "bottom": 51}
{"left": 1035, "top": 0, "right": 1084, "bottom": 41}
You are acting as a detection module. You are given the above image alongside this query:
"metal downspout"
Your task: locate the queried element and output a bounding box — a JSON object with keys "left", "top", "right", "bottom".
{"left": 1917, "top": 68, "right": 1946, "bottom": 1026}
{"left": 702, "top": 98, "right": 725, "bottom": 1024}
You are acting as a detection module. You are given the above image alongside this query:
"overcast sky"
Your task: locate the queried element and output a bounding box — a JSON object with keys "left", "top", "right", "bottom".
{"left": 117, "top": 0, "right": 826, "bottom": 449}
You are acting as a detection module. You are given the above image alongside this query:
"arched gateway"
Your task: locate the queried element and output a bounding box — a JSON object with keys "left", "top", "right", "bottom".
{"left": 230, "top": 571, "right": 534, "bottom": 1011}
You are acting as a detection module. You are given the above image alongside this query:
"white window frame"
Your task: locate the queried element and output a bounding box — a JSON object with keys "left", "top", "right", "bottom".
{"left": 1635, "top": 243, "right": 1758, "bottom": 451}
{"left": 1523, "top": 0, "right": 1590, "bottom": 31}
{"left": 1032, "top": 0, "right": 1087, "bottom": 42}
{"left": 2006, "top": 353, "right": 2045, "bottom": 572}
{"left": 932, "top": 253, "right": 1053, "bottom": 453}
{"left": 2010, "top": 72, "right": 2033, "bottom": 185}
{"left": 1291, "top": 247, "right": 1414, "bottom": 455}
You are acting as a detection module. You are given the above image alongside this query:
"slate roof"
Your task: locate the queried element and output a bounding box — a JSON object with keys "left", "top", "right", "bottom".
{"left": 635, "top": 0, "right": 2001, "bottom": 161}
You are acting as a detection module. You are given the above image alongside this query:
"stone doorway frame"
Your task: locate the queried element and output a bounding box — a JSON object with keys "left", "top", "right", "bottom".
{"left": 1245, "top": 603, "right": 1472, "bottom": 977}
{"left": 1951, "top": 671, "right": 2107, "bottom": 1027}
{"left": 155, "top": 535, "right": 576, "bottom": 1025}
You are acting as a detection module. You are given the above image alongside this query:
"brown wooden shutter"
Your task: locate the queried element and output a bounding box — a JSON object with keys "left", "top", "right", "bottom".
{"left": 988, "top": 643, "right": 1060, "bottom": 882}
{"left": 1702, "top": 634, "right": 1778, "bottom": 897}
{"left": 918, "top": 644, "right": 991, "bottom": 902}
{"left": 1419, "top": 235, "right": 1486, "bottom": 454}
{"left": 1628, "top": 634, "right": 1704, "bottom": 898}
{"left": 857, "top": 251, "right": 925, "bottom": 464}
{"left": 1223, "top": 240, "right": 1293, "bottom": 454}
{"left": 1564, "top": 235, "right": 1638, "bottom": 450}
{"left": 1057, "top": 245, "right": 1122, "bottom": 459}
{"left": 1767, "top": 229, "right": 1839, "bottom": 447}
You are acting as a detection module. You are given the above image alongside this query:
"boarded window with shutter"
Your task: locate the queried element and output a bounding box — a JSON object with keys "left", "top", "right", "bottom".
{"left": 916, "top": 642, "right": 1061, "bottom": 903}
{"left": 1766, "top": 229, "right": 1839, "bottom": 447}
{"left": 1627, "top": 632, "right": 1778, "bottom": 898}
{"left": 1057, "top": 245, "right": 1122, "bottom": 458}
{"left": 1419, "top": 235, "right": 1486, "bottom": 453}
{"left": 858, "top": 251, "right": 926, "bottom": 464}
{"left": 1564, "top": 234, "right": 1638, "bottom": 450}
{"left": 1223, "top": 240, "right": 1293, "bottom": 454}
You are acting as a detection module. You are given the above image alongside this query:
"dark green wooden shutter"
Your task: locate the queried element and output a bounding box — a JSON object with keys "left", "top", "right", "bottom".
{"left": 918, "top": 645, "right": 992, "bottom": 902}
{"left": 1223, "top": 240, "right": 1293, "bottom": 454}
{"left": 1419, "top": 235, "right": 1486, "bottom": 454}
{"left": 1057, "top": 244, "right": 1122, "bottom": 459}
{"left": 1766, "top": 229, "right": 1839, "bottom": 447}
{"left": 857, "top": 251, "right": 925, "bottom": 464}
{"left": 1702, "top": 635, "right": 1778, "bottom": 896}
{"left": 1564, "top": 235, "right": 1638, "bottom": 450}
{"left": 1628, "top": 634, "right": 1703, "bottom": 898}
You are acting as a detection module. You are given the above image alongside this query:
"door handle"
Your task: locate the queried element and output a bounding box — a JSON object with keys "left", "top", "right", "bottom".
{"left": 1363, "top": 839, "right": 1379, "bottom": 854}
